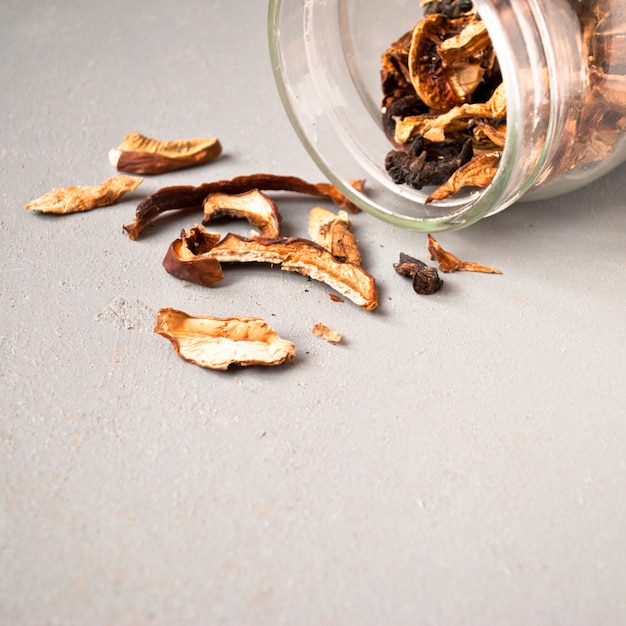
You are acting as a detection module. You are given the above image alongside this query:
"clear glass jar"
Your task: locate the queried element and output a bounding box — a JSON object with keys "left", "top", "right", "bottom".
{"left": 268, "top": 0, "right": 626, "bottom": 231}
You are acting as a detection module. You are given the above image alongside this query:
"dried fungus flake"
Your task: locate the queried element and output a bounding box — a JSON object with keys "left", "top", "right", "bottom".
{"left": 311, "top": 323, "right": 342, "bottom": 344}
{"left": 154, "top": 308, "right": 296, "bottom": 370}
{"left": 25, "top": 175, "right": 142, "bottom": 214}
{"left": 427, "top": 234, "right": 501, "bottom": 273}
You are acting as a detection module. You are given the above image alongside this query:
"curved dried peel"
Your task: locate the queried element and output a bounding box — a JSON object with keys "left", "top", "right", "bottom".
{"left": 25, "top": 175, "right": 142, "bottom": 214}
{"left": 109, "top": 131, "right": 222, "bottom": 175}
{"left": 203, "top": 189, "right": 282, "bottom": 238}
{"left": 154, "top": 308, "right": 296, "bottom": 370}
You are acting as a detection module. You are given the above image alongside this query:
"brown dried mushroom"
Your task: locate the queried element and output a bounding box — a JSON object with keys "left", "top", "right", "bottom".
{"left": 162, "top": 227, "right": 224, "bottom": 286}
{"left": 202, "top": 189, "right": 282, "bottom": 238}
{"left": 154, "top": 308, "right": 296, "bottom": 370}
{"left": 124, "top": 174, "right": 364, "bottom": 240}
{"left": 162, "top": 226, "right": 378, "bottom": 310}
{"left": 25, "top": 175, "right": 143, "bottom": 214}
{"left": 109, "top": 131, "right": 222, "bottom": 175}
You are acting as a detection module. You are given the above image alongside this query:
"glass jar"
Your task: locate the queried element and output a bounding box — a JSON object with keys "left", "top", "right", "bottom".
{"left": 268, "top": 0, "right": 626, "bottom": 231}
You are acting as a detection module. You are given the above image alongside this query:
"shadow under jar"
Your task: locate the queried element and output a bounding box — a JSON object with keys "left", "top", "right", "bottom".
{"left": 268, "top": 0, "right": 626, "bottom": 231}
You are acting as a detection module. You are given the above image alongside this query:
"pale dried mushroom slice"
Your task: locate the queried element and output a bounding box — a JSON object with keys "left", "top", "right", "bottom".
{"left": 425, "top": 151, "right": 501, "bottom": 203}
{"left": 311, "top": 322, "right": 342, "bottom": 344}
{"left": 109, "top": 131, "right": 222, "bottom": 175}
{"left": 154, "top": 308, "right": 296, "bottom": 370}
{"left": 427, "top": 234, "right": 502, "bottom": 274}
{"left": 308, "top": 206, "right": 362, "bottom": 265}
{"left": 25, "top": 175, "right": 142, "bottom": 214}
{"left": 202, "top": 189, "right": 282, "bottom": 238}
{"left": 162, "top": 226, "right": 224, "bottom": 287}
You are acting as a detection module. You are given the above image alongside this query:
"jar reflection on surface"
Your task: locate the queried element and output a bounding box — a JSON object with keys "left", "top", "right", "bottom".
{"left": 268, "top": 0, "right": 626, "bottom": 231}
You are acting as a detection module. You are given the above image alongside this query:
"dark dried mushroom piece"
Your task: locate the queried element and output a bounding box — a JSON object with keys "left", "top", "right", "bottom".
{"left": 202, "top": 189, "right": 282, "bottom": 238}
{"left": 162, "top": 226, "right": 224, "bottom": 286}
{"left": 25, "top": 175, "right": 143, "bottom": 214}
{"left": 385, "top": 136, "right": 474, "bottom": 189}
{"left": 124, "top": 174, "right": 363, "bottom": 240}
{"left": 154, "top": 308, "right": 296, "bottom": 370}
{"left": 308, "top": 206, "right": 362, "bottom": 265}
{"left": 109, "top": 131, "right": 222, "bottom": 175}
{"left": 394, "top": 252, "right": 444, "bottom": 294}
{"left": 427, "top": 234, "right": 502, "bottom": 273}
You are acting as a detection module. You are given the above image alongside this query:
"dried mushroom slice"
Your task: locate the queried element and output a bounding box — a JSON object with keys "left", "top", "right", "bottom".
{"left": 311, "top": 323, "right": 342, "bottom": 344}
{"left": 162, "top": 226, "right": 224, "bottom": 286}
{"left": 202, "top": 189, "right": 282, "bottom": 238}
{"left": 154, "top": 308, "right": 296, "bottom": 370}
{"left": 308, "top": 206, "right": 362, "bottom": 265}
{"left": 427, "top": 234, "right": 502, "bottom": 273}
{"left": 202, "top": 230, "right": 378, "bottom": 310}
{"left": 109, "top": 131, "right": 222, "bottom": 175}
{"left": 25, "top": 175, "right": 142, "bottom": 214}
{"left": 425, "top": 151, "right": 501, "bottom": 203}
{"left": 124, "top": 174, "right": 364, "bottom": 240}
{"left": 408, "top": 13, "right": 467, "bottom": 111}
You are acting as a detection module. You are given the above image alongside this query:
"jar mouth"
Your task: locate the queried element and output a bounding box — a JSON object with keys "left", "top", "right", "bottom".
{"left": 267, "top": 0, "right": 565, "bottom": 231}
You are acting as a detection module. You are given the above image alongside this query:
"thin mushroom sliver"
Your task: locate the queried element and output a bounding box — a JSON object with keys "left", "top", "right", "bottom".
{"left": 308, "top": 206, "right": 362, "bottom": 265}
{"left": 154, "top": 308, "right": 296, "bottom": 370}
{"left": 25, "top": 175, "right": 142, "bottom": 214}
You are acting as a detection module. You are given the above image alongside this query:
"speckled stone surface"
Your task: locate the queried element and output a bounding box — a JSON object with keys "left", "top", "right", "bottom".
{"left": 1, "top": 2, "right": 625, "bottom": 624}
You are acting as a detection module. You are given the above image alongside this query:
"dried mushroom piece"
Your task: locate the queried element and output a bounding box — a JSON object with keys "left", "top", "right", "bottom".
{"left": 154, "top": 308, "right": 296, "bottom": 370}
{"left": 124, "top": 174, "right": 364, "bottom": 240}
{"left": 25, "top": 175, "right": 142, "bottom": 214}
{"left": 394, "top": 252, "right": 444, "bottom": 294}
{"left": 187, "top": 229, "right": 378, "bottom": 310}
{"left": 425, "top": 151, "right": 500, "bottom": 202}
{"left": 109, "top": 131, "right": 222, "bottom": 175}
{"left": 311, "top": 323, "right": 342, "bottom": 344}
{"left": 162, "top": 226, "right": 224, "bottom": 286}
{"left": 308, "top": 206, "right": 362, "bottom": 265}
{"left": 203, "top": 189, "right": 282, "bottom": 238}
{"left": 427, "top": 234, "right": 502, "bottom": 273}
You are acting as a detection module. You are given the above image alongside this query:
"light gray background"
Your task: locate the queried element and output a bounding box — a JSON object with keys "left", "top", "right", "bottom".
{"left": 1, "top": 1, "right": 625, "bottom": 625}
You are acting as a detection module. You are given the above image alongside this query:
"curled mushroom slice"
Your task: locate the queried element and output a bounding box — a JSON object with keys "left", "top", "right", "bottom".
{"left": 426, "top": 151, "right": 501, "bottom": 203}
{"left": 154, "top": 308, "right": 296, "bottom": 370}
{"left": 202, "top": 189, "right": 282, "bottom": 238}
{"left": 109, "top": 131, "right": 222, "bottom": 175}
{"left": 308, "top": 207, "right": 362, "bottom": 265}
{"left": 162, "top": 226, "right": 224, "bottom": 286}
{"left": 25, "top": 175, "right": 142, "bottom": 214}
{"left": 177, "top": 227, "right": 378, "bottom": 310}
{"left": 124, "top": 174, "right": 364, "bottom": 240}
{"left": 427, "top": 234, "right": 502, "bottom": 274}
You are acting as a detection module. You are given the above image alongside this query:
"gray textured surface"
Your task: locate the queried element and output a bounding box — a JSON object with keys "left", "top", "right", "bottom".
{"left": 1, "top": 1, "right": 626, "bottom": 625}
